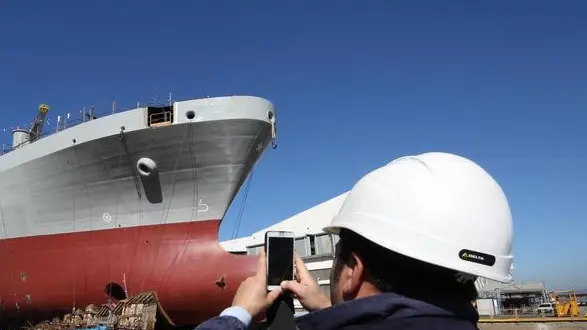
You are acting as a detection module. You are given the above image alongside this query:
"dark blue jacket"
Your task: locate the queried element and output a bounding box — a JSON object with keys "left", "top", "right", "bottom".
{"left": 196, "top": 292, "right": 479, "bottom": 330}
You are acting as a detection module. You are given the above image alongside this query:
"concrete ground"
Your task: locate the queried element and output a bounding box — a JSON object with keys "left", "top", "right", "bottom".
{"left": 478, "top": 306, "right": 587, "bottom": 330}
{"left": 480, "top": 324, "right": 587, "bottom": 330}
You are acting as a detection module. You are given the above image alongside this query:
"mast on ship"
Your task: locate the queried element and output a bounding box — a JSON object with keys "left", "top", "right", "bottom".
{"left": 11, "top": 104, "right": 49, "bottom": 149}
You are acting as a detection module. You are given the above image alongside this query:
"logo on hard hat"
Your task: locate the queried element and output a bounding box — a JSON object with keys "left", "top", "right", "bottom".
{"left": 458, "top": 249, "right": 496, "bottom": 267}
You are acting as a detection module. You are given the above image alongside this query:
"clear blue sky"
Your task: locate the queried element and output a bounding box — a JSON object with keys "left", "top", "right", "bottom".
{"left": 1, "top": 1, "right": 585, "bottom": 289}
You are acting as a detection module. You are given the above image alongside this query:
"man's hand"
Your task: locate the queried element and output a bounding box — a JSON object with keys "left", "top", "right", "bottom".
{"left": 231, "top": 251, "right": 283, "bottom": 317}
{"left": 280, "top": 253, "right": 331, "bottom": 312}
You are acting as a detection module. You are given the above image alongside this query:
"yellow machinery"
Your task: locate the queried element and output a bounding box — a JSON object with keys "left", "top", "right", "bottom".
{"left": 28, "top": 104, "right": 50, "bottom": 142}
{"left": 550, "top": 290, "right": 581, "bottom": 317}
{"left": 39, "top": 103, "right": 49, "bottom": 114}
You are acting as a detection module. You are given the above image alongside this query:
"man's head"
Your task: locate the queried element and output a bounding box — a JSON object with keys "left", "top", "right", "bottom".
{"left": 328, "top": 228, "right": 478, "bottom": 305}
{"left": 324, "top": 152, "right": 514, "bottom": 304}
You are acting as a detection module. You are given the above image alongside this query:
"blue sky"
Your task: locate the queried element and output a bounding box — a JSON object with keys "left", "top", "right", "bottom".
{"left": 1, "top": 1, "right": 586, "bottom": 289}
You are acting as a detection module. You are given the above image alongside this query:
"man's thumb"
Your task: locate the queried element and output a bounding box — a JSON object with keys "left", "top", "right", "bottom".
{"left": 267, "top": 287, "right": 283, "bottom": 303}
{"left": 280, "top": 280, "right": 304, "bottom": 295}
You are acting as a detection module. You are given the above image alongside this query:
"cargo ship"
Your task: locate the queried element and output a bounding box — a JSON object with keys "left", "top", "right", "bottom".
{"left": 0, "top": 95, "right": 277, "bottom": 326}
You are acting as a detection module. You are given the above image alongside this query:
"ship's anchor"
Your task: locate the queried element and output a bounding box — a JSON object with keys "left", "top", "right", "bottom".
{"left": 215, "top": 275, "right": 226, "bottom": 289}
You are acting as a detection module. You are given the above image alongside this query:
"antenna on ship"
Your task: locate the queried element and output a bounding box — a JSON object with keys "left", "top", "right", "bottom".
{"left": 168, "top": 92, "right": 172, "bottom": 106}
{"left": 112, "top": 99, "right": 117, "bottom": 114}
{"left": 153, "top": 87, "right": 159, "bottom": 104}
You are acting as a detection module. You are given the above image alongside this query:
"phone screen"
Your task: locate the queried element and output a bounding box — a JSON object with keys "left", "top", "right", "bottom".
{"left": 267, "top": 236, "right": 294, "bottom": 287}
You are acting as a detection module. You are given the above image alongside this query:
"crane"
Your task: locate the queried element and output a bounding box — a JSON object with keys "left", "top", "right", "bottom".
{"left": 28, "top": 104, "right": 49, "bottom": 142}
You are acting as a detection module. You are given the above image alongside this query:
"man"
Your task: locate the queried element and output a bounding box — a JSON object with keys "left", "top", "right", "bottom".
{"left": 197, "top": 152, "right": 514, "bottom": 329}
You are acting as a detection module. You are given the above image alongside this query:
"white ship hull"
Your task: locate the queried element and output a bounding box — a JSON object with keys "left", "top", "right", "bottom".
{"left": 0, "top": 96, "right": 275, "bottom": 238}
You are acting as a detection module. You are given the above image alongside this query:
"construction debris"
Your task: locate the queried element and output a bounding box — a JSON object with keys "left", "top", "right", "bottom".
{"left": 28, "top": 292, "right": 170, "bottom": 330}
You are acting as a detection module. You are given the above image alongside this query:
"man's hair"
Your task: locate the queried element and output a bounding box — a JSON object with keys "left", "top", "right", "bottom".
{"left": 332, "top": 229, "right": 479, "bottom": 302}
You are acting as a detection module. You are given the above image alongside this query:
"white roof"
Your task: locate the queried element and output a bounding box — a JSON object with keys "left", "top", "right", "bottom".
{"left": 479, "top": 279, "right": 546, "bottom": 293}
{"left": 221, "top": 192, "right": 348, "bottom": 252}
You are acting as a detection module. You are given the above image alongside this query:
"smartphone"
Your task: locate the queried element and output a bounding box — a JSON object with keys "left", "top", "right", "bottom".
{"left": 264, "top": 230, "right": 295, "bottom": 291}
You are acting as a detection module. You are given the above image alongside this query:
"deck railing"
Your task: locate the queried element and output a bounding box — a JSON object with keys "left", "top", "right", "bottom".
{"left": 0, "top": 100, "right": 174, "bottom": 156}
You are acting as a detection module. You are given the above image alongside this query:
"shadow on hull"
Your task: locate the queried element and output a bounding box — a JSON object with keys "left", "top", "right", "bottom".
{"left": 0, "top": 220, "right": 257, "bottom": 327}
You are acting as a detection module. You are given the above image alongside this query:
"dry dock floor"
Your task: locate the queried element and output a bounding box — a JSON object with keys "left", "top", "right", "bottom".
{"left": 480, "top": 324, "right": 587, "bottom": 330}
{"left": 479, "top": 313, "right": 587, "bottom": 329}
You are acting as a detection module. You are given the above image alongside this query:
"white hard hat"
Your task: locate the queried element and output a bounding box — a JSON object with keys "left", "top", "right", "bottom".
{"left": 324, "top": 152, "right": 514, "bottom": 283}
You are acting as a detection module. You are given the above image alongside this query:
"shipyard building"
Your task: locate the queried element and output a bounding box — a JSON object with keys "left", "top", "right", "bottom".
{"left": 475, "top": 280, "right": 548, "bottom": 316}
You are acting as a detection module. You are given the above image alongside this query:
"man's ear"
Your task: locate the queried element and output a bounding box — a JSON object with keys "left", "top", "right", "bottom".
{"left": 342, "top": 252, "right": 365, "bottom": 299}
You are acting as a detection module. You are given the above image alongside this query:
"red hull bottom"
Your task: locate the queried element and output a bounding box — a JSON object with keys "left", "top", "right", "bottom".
{"left": 0, "top": 220, "right": 257, "bottom": 326}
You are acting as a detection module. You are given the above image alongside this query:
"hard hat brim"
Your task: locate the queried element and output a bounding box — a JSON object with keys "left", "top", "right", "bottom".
{"left": 323, "top": 213, "right": 514, "bottom": 284}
